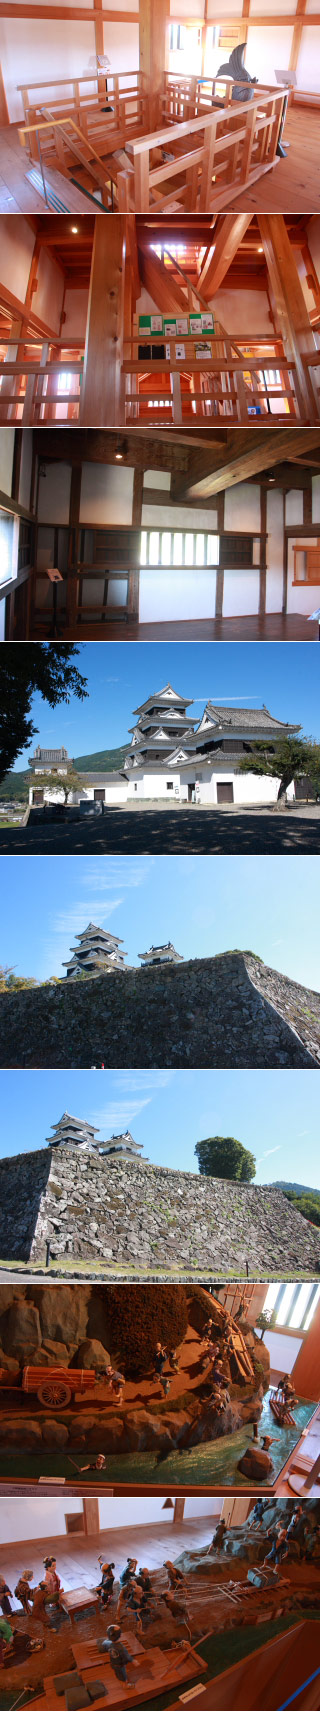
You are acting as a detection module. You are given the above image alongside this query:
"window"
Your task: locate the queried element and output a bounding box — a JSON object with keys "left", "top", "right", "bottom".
{"left": 140, "top": 530, "right": 219, "bottom": 568}
{"left": 147, "top": 399, "right": 171, "bottom": 410}
{"left": 169, "top": 23, "right": 185, "bottom": 50}
{"left": 263, "top": 1280, "right": 320, "bottom": 1332}
{"left": 57, "top": 371, "right": 72, "bottom": 394}
{"left": 0, "top": 508, "right": 16, "bottom": 587}
{"left": 166, "top": 781, "right": 174, "bottom": 790}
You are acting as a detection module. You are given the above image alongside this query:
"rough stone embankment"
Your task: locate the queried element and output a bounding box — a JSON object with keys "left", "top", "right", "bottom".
{"left": 0, "top": 1147, "right": 319, "bottom": 1274}
{"left": 0, "top": 953, "right": 319, "bottom": 1068}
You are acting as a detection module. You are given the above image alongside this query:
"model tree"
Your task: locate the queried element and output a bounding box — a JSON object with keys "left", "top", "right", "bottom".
{"left": 0, "top": 644, "right": 88, "bottom": 781}
{"left": 100, "top": 1284, "right": 189, "bottom": 1376}
{"left": 239, "top": 735, "right": 320, "bottom": 808}
{"left": 195, "top": 1135, "right": 256, "bottom": 1182}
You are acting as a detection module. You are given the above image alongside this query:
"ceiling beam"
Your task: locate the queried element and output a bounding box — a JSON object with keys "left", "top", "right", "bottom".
{"left": 179, "top": 429, "right": 320, "bottom": 497}
{"left": 198, "top": 214, "right": 253, "bottom": 298}
{"left": 137, "top": 246, "right": 187, "bottom": 315}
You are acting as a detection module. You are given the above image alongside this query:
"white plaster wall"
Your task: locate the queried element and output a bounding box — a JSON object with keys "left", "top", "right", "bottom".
{"left": 0, "top": 217, "right": 35, "bottom": 302}
{"left": 296, "top": 27, "right": 320, "bottom": 87}
{"left": 80, "top": 464, "right": 134, "bottom": 525}
{"left": 144, "top": 471, "right": 171, "bottom": 491}
{"left": 224, "top": 484, "right": 261, "bottom": 531}
{"left": 2, "top": 21, "right": 97, "bottom": 122}
{"left": 139, "top": 567, "right": 217, "bottom": 622}
{"left": 0, "top": 1497, "right": 83, "bottom": 1543}
{"left": 124, "top": 769, "right": 282, "bottom": 804}
{"left": 142, "top": 505, "right": 218, "bottom": 530}
{"left": 223, "top": 570, "right": 260, "bottom": 616}
{"left": 246, "top": 25, "right": 293, "bottom": 81}
{"left": 184, "top": 1498, "right": 221, "bottom": 1518}
{"left": 312, "top": 474, "right": 320, "bottom": 522}
{"left": 285, "top": 490, "right": 304, "bottom": 525}
{"left": 0, "top": 430, "right": 15, "bottom": 497}
{"left": 37, "top": 463, "right": 71, "bottom": 525}
{"left": 35, "top": 251, "right": 64, "bottom": 335}
{"left": 214, "top": 289, "right": 272, "bottom": 336}
{"left": 99, "top": 1497, "right": 174, "bottom": 1530}
{"left": 19, "top": 431, "right": 33, "bottom": 512}
{"left": 63, "top": 290, "right": 88, "bottom": 342}
{"left": 266, "top": 489, "right": 284, "bottom": 613}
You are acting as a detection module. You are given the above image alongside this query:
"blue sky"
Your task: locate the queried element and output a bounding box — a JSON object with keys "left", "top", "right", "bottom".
{"left": 1, "top": 854, "right": 319, "bottom": 990}
{"left": 0, "top": 1068, "right": 318, "bottom": 1188}
{"left": 13, "top": 642, "right": 320, "bottom": 770}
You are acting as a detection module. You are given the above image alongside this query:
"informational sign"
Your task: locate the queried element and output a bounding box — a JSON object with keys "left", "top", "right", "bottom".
{"left": 175, "top": 342, "right": 186, "bottom": 360}
{"left": 164, "top": 318, "right": 176, "bottom": 336}
{"left": 190, "top": 314, "right": 202, "bottom": 334}
{"left": 195, "top": 342, "right": 212, "bottom": 361}
{"left": 176, "top": 317, "right": 189, "bottom": 336}
{"left": 201, "top": 312, "right": 214, "bottom": 332}
{"left": 151, "top": 315, "right": 163, "bottom": 333}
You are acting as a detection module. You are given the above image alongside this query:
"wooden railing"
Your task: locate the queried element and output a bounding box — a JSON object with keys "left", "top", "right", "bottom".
{"left": 122, "top": 329, "right": 320, "bottom": 425}
{"left": 0, "top": 337, "right": 84, "bottom": 423}
{"left": 117, "top": 88, "right": 288, "bottom": 213}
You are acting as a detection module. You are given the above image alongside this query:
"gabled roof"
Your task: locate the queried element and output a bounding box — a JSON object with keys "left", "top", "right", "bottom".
{"left": 133, "top": 683, "right": 194, "bottom": 716}
{"left": 197, "top": 703, "right": 301, "bottom": 734}
{"left": 74, "top": 922, "right": 124, "bottom": 943}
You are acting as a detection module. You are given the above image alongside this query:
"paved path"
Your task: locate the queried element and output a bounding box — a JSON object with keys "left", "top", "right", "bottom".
{"left": 0, "top": 806, "right": 319, "bottom": 854}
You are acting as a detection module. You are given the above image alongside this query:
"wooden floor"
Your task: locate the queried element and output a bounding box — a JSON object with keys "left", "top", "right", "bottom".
{"left": 226, "top": 107, "right": 320, "bottom": 213}
{"left": 0, "top": 1516, "right": 217, "bottom": 1595}
{"left": 0, "top": 106, "right": 319, "bottom": 213}
{"left": 37, "top": 615, "right": 319, "bottom": 640}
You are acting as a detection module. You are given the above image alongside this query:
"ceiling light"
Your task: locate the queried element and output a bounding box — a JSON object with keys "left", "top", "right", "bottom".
{"left": 71, "top": 226, "right": 78, "bottom": 234}
{"left": 257, "top": 246, "right": 263, "bottom": 253}
{"left": 268, "top": 472, "right": 276, "bottom": 483}
{"left": 115, "top": 437, "right": 127, "bottom": 461}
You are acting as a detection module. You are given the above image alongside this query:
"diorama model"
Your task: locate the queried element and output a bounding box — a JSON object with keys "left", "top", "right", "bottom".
{"left": 0, "top": 1498, "right": 320, "bottom": 1710}
{"left": 0, "top": 1285, "right": 316, "bottom": 1492}
{"left": 28, "top": 683, "right": 302, "bottom": 812}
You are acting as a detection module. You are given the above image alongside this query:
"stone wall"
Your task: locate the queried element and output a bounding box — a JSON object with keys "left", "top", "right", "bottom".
{"left": 0, "top": 1146, "right": 319, "bottom": 1273}
{"left": 0, "top": 953, "right": 319, "bottom": 1068}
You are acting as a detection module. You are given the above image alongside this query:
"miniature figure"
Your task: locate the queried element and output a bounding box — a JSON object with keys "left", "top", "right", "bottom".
{"left": 163, "top": 1589, "right": 191, "bottom": 1641}
{"left": 119, "top": 1558, "right": 138, "bottom": 1589}
{"left": 154, "top": 1343, "right": 167, "bottom": 1377}
{"left": 97, "top": 1561, "right": 115, "bottom": 1606}
{"left": 211, "top": 1519, "right": 227, "bottom": 1551}
{"left": 97, "top": 1623, "right": 135, "bottom": 1682}
{"left": 14, "top": 1570, "right": 34, "bottom": 1613}
{"left": 43, "top": 1557, "right": 64, "bottom": 1604}
{"left": 0, "top": 1576, "right": 12, "bottom": 1617}
{"left": 164, "top": 1561, "right": 186, "bottom": 1588}
{"left": 168, "top": 1350, "right": 180, "bottom": 1373}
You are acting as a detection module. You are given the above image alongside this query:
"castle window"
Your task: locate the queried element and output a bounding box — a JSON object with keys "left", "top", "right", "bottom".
{"left": 263, "top": 1280, "right": 320, "bottom": 1331}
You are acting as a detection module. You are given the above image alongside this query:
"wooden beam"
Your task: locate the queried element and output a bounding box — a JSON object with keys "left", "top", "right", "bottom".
{"left": 257, "top": 215, "right": 318, "bottom": 422}
{"left": 139, "top": 0, "right": 168, "bottom": 128}
{"left": 132, "top": 465, "right": 143, "bottom": 525}
{"left": 80, "top": 217, "right": 125, "bottom": 427}
{"left": 138, "top": 246, "right": 186, "bottom": 315}
{"left": 83, "top": 1498, "right": 100, "bottom": 1535}
{"left": 184, "top": 430, "right": 320, "bottom": 497}
{"left": 289, "top": 0, "right": 307, "bottom": 73}
{"left": 198, "top": 215, "right": 253, "bottom": 298}
{"left": 0, "top": 3, "right": 138, "bottom": 14}
{"left": 0, "top": 60, "right": 9, "bottom": 124}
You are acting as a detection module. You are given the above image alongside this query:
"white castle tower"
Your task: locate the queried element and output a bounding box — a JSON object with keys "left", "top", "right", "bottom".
{"left": 138, "top": 943, "right": 184, "bottom": 968}
{"left": 123, "top": 683, "right": 196, "bottom": 775}
{"left": 62, "top": 922, "right": 127, "bottom": 979}
{"left": 99, "top": 1129, "right": 148, "bottom": 1162}
{"left": 47, "top": 1111, "right": 100, "bottom": 1151}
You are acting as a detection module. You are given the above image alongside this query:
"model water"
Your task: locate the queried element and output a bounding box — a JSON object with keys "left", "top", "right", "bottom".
{"left": 0, "top": 1390, "right": 314, "bottom": 1486}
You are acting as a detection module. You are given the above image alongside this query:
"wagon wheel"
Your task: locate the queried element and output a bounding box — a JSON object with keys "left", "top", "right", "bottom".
{"left": 37, "top": 1381, "right": 72, "bottom": 1408}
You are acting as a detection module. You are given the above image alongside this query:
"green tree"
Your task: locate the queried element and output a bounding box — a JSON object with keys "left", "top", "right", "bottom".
{"left": 255, "top": 1308, "right": 277, "bottom": 1340}
{"left": 195, "top": 1135, "right": 256, "bottom": 1182}
{"left": 239, "top": 735, "right": 320, "bottom": 807}
{"left": 282, "top": 1189, "right": 320, "bottom": 1229}
{"left": 0, "top": 644, "right": 88, "bottom": 783}
{"left": 31, "top": 765, "right": 83, "bottom": 805}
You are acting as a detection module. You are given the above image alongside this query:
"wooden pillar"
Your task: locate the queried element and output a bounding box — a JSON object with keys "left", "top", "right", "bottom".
{"left": 259, "top": 485, "right": 267, "bottom": 618}
{"left": 68, "top": 463, "right": 82, "bottom": 630}
{"left": 132, "top": 466, "right": 143, "bottom": 527}
{"left": 80, "top": 217, "right": 126, "bottom": 427}
{"left": 215, "top": 491, "right": 224, "bottom": 618}
{"left": 0, "top": 63, "right": 9, "bottom": 126}
{"left": 83, "top": 1498, "right": 100, "bottom": 1535}
{"left": 289, "top": 0, "right": 307, "bottom": 77}
{"left": 139, "top": 0, "right": 168, "bottom": 128}
{"left": 257, "top": 216, "right": 317, "bottom": 423}
{"left": 303, "top": 476, "right": 313, "bottom": 528}
{"left": 291, "top": 1299, "right": 320, "bottom": 1400}
{"left": 173, "top": 1498, "right": 185, "bottom": 1525}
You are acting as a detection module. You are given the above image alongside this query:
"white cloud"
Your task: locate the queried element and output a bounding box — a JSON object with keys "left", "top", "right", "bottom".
{"left": 256, "top": 1145, "right": 282, "bottom": 1166}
